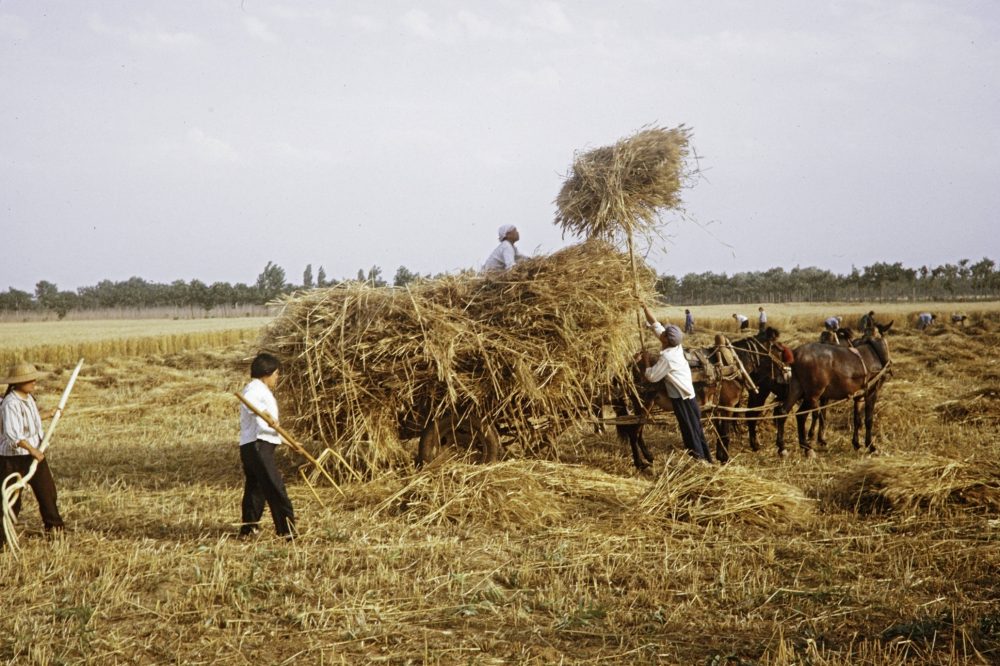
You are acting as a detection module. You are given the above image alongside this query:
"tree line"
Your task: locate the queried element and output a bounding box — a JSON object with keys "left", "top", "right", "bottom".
{"left": 658, "top": 258, "right": 1000, "bottom": 305}
{"left": 3, "top": 257, "right": 998, "bottom": 317}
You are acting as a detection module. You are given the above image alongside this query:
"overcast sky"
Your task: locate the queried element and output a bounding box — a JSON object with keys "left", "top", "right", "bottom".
{"left": 2, "top": 1, "right": 998, "bottom": 293}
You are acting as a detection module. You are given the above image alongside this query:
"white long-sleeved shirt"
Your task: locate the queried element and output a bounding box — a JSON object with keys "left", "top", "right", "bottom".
{"left": 0, "top": 391, "right": 44, "bottom": 457}
{"left": 643, "top": 321, "right": 696, "bottom": 400}
{"left": 239, "top": 379, "right": 282, "bottom": 446}
{"left": 482, "top": 240, "right": 524, "bottom": 272}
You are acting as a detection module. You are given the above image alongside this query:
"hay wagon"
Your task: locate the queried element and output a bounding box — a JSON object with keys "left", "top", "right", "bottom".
{"left": 262, "top": 241, "right": 656, "bottom": 477}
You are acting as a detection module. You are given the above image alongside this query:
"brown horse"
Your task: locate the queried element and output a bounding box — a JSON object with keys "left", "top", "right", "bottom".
{"left": 775, "top": 324, "right": 892, "bottom": 456}
{"left": 615, "top": 350, "right": 745, "bottom": 468}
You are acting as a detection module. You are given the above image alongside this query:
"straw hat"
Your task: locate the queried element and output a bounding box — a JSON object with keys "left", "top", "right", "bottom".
{"left": 1, "top": 362, "right": 45, "bottom": 385}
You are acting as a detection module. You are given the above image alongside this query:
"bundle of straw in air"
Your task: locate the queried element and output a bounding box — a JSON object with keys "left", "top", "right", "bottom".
{"left": 554, "top": 125, "right": 693, "bottom": 243}
{"left": 261, "top": 240, "right": 656, "bottom": 477}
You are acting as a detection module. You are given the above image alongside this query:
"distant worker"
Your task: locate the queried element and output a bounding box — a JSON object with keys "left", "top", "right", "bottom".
{"left": 858, "top": 310, "right": 876, "bottom": 336}
{"left": 639, "top": 303, "right": 712, "bottom": 463}
{"left": 824, "top": 316, "right": 842, "bottom": 332}
{"left": 482, "top": 225, "right": 524, "bottom": 272}
{"left": 916, "top": 312, "right": 936, "bottom": 331}
{"left": 684, "top": 309, "right": 695, "bottom": 334}
{"left": 732, "top": 313, "right": 749, "bottom": 331}
{"left": 757, "top": 306, "right": 767, "bottom": 333}
{"left": 951, "top": 313, "right": 968, "bottom": 326}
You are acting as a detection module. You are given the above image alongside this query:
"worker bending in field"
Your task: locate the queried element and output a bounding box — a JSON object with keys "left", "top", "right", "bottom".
{"left": 638, "top": 303, "right": 712, "bottom": 463}
{"left": 482, "top": 225, "right": 524, "bottom": 272}
{"left": 238, "top": 353, "right": 296, "bottom": 539}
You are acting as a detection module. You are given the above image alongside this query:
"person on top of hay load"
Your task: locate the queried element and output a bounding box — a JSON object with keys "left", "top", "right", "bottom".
{"left": 237, "top": 353, "right": 296, "bottom": 540}
{"left": 482, "top": 225, "right": 525, "bottom": 272}
{"left": 0, "top": 362, "right": 65, "bottom": 546}
{"left": 638, "top": 303, "right": 712, "bottom": 463}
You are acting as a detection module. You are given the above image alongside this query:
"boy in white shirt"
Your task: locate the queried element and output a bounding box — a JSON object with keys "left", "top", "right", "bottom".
{"left": 238, "top": 353, "right": 295, "bottom": 539}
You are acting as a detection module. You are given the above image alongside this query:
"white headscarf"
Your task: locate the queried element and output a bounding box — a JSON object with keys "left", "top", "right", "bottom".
{"left": 497, "top": 224, "right": 517, "bottom": 241}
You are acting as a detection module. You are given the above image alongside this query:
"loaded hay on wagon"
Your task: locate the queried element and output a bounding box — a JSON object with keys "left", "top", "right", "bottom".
{"left": 261, "top": 240, "right": 657, "bottom": 477}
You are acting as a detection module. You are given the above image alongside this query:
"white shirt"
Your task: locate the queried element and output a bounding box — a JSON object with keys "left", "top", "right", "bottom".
{"left": 239, "top": 379, "right": 282, "bottom": 446}
{"left": 0, "top": 391, "right": 44, "bottom": 457}
{"left": 735, "top": 314, "right": 748, "bottom": 324}
{"left": 482, "top": 240, "right": 524, "bottom": 272}
{"left": 643, "top": 321, "right": 696, "bottom": 400}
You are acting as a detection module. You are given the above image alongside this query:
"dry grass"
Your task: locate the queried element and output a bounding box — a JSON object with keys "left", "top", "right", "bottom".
{"left": 1, "top": 306, "right": 999, "bottom": 664}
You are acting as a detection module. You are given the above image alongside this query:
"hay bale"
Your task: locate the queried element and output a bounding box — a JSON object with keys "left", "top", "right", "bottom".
{"left": 554, "top": 125, "right": 693, "bottom": 242}
{"left": 637, "top": 456, "right": 815, "bottom": 529}
{"left": 829, "top": 456, "right": 1000, "bottom": 514}
{"left": 261, "top": 240, "right": 656, "bottom": 475}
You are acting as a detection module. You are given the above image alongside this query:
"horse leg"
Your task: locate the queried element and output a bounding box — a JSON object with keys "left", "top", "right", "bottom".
{"left": 815, "top": 398, "right": 829, "bottom": 447}
{"left": 614, "top": 399, "right": 653, "bottom": 470}
{"left": 714, "top": 414, "right": 730, "bottom": 464}
{"left": 864, "top": 389, "right": 878, "bottom": 454}
{"left": 776, "top": 381, "right": 802, "bottom": 457}
{"left": 746, "top": 389, "right": 766, "bottom": 452}
{"left": 796, "top": 398, "right": 816, "bottom": 456}
{"left": 851, "top": 397, "right": 863, "bottom": 450}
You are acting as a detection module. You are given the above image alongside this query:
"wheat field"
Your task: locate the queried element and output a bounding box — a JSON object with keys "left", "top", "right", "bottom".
{"left": 1, "top": 305, "right": 998, "bottom": 664}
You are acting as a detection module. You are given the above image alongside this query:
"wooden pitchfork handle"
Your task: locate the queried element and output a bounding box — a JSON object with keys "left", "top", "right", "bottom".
{"left": 233, "top": 392, "right": 341, "bottom": 492}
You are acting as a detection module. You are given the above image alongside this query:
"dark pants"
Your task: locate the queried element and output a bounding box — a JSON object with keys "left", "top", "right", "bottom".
{"left": 239, "top": 441, "right": 296, "bottom": 537}
{"left": 740, "top": 320, "right": 749, "bottom": 330}
{"left": 0, "top": 455, "right": 65, "bottom": 541}
{"left": 670, "top": 398, "right": 712, "bottom": 462}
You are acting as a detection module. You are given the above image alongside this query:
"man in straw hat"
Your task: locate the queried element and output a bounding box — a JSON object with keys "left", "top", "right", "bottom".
{"left": 482, "top": 225, "right": 524, "bottom": 272}
{"left": 638, "top": 303, "right": 712, "bottom": 463}
{"left": 1, "top": 362, "right": 65, "bottom": 544}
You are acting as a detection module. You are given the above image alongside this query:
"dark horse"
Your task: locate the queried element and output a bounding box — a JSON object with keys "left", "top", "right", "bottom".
{"left": 730, "top": 328, "right": 793, "bottom": 452}
{"left": 613, "top": 349, "right": 745, "bottom": 468}
{"left": 775, "top": 325, "right": 892, "bottom": 456}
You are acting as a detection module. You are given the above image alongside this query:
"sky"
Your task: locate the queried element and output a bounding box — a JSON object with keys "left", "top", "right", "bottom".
{"left": 2, "top": 0, "right": 998, "bottom": 293}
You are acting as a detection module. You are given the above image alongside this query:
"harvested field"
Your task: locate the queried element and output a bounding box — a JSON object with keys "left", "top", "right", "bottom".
{"left": 1, "top": 305, "right": 999, "bottom": 664}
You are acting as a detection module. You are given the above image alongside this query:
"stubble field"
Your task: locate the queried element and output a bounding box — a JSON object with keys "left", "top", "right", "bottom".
{"left": 1, "top": 304, "right": 998, "bottom": 664}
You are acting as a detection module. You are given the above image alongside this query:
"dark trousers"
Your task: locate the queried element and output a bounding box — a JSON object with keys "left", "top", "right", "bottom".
{"left": 0, "top": 455, "right": 65, "bottom": 540}
{"left": 240, "top": 441, "right": 296, "bottom": 536}
{"left": 670, "top": 398, "right": 712, "bottom": 462}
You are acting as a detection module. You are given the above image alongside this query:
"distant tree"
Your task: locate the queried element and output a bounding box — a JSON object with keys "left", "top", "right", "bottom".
{"left": 256, "top": 261, "right": 288, "bottom": 302}
{"left": 0, "top": 288, "right": 35, "bottom": 312}
{"left": 35, "top": 280, "right": 59, "bottom": 308}
{"left": 393, "top": 265, "right": 419, "bottom": 287}
{"left": 356, "top": 268, "right": 366, "bottom": 282}
{"left": 316, "top": 266, "right": 328, "bottom": 287}
{"left": 302, "top": 264, "right": 314, "bottom": 289}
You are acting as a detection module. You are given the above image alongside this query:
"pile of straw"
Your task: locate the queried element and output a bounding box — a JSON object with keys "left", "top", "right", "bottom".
{"left": 829, "top": 456, "right": 1000, "bottom": 514}
{"left": 369, "top": 460, "right": 650, "bottom": 529}
{"left": 554, "top": 125, "right": 693, "bottom": 243}
{"left": 637, "top": 455, "right": 815, "bottom": 529}
{"left": 261, "top": 240, "right": 655, "bottom": 475}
